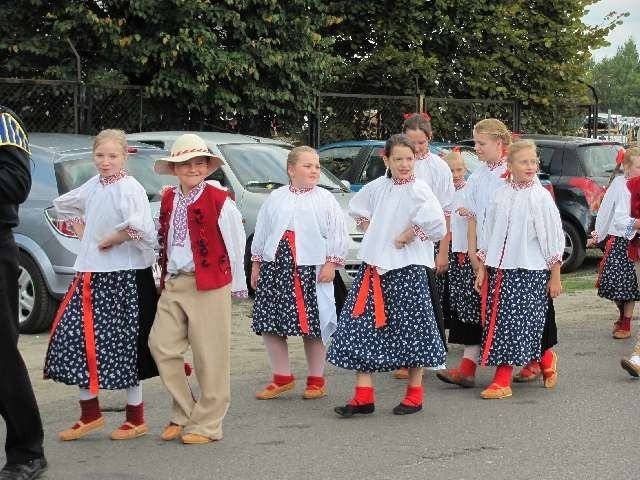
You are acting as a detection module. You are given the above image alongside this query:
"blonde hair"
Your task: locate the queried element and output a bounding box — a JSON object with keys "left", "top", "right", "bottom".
{"left": 623, "top": 146, "right": 640, "bottom": 170}
{"left": 444, "top": 150, "right": 467, "bottom": 169}
{"left": 506, "top": 139, "right": 537, "bottom": 162}
{"left": 93, "top": 129, "right": 127, "bottom": 153}
{"left": 287, "top": 145, "right": 318, "bottom": 167}
{"left": 473, "top": 118, "right": 512, "bottom": 146}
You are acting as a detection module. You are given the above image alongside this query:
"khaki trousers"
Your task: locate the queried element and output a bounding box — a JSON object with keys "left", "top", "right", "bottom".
{"left": 149, "top": 274, "right": 231, "bottom": 439}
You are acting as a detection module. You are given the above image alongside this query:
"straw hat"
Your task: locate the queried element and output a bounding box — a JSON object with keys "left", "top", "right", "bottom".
{"left": 154, "top": 133, "right": 223, "bottom": 176}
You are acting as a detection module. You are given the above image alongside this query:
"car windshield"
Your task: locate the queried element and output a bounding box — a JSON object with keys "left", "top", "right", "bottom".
{"left": 54, "top": 149, "right": 179, "bottom": 201}
{"left": 219, "top": 143, "right": 348, "bottom": 191}
{"left": 578, "top": 144, "right": 621, "bottom": 177}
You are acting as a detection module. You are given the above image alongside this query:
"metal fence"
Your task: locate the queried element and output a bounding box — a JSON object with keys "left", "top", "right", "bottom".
{"left": 0, "top": 78, "right": 145, "bottom": 134}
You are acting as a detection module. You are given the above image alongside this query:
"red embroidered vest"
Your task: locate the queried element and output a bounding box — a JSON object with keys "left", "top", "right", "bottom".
{"left": 158, "top": 184, "right": 232, "bottom": 291}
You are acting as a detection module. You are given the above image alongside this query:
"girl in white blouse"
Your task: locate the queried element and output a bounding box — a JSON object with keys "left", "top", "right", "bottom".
{"left": 251, "top": 146, "right": 348, "bottom": 401}
{"left": 474, "top": 139, "right": 564, "bottom": 399}
{"left": 44, "top": 129, "right": 158, "bottom": 441}
{"left": 588, "top": 147, "right": 640, "bottom": 340}
{"left": 327, "top": 134, "right": 447, "bottom": 417}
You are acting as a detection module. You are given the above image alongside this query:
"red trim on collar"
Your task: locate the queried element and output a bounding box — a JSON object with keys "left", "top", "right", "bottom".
{"left": 99, "top": 169, "right": 127, "bottom": 186}
{"left": 393, "top": 174, "right": 416, "bottom": 185}
{"left": 510, "top": 180, "right": 535, "bottom": 190}
{"left": 487, "top": 159, "right": 506, "bottom": 171}
{"left": 289, "top": 184, "right": 314, "bottom": 195}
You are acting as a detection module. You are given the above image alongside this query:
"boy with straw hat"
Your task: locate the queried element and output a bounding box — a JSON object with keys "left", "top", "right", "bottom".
{"left": 149, "top": 133, "right": 247, "bottom": 444}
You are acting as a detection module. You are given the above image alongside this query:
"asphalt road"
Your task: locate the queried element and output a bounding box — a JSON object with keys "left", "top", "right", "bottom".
{"left": 2, "top": 289, "right": 638, "bottom": 480}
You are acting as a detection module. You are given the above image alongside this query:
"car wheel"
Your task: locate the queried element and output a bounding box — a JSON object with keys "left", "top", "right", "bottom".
{"left": 561, "top": 220, "right": 585, "bottom": 273}
{"left": 18, "top": 251, "right": 58, "bottom": 333}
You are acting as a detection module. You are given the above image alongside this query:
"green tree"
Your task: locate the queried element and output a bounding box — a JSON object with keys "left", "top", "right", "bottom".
{"left": 1, "top": 0, "right": 337, "bottom": 136}
{"left": 588, "top": 38, "right": 640, "bottom": 115}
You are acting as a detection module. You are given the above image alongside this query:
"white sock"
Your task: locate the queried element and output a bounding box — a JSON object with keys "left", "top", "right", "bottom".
{"left": 79, "top": 388, "right": 97, "bottom": 401}
{"left": 462, "top": 345, "right": 481, "bottom": 363}
{"left": 127, "top": 384, "right": 143, "bottom": 406}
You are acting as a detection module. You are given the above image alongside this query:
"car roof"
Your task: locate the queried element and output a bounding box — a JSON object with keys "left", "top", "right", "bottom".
{"left": 319, "top": 140, "right": 385, "bottom": 149}
{"left": 29, "top": 132, "right": 161, "bottom": 156}
{"left": 520, "top": 134, "right": 622, "bottom": 147}
{"left": 127, "top": 131, "right": 289, "bottom": 146}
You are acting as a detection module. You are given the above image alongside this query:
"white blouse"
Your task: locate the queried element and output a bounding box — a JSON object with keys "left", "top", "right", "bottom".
{"left": 477, "top": 181, "right": 564, "bottom": 270}
{"left": 53, "top": 173, "right": 156, "bottom": 272}
{"left": 591, "top": 175, "right": 638, "bottom": 242}
{"left": 166, "top": 184, "right": 247, "bottom": 294}
{"left": 251, "top": 185, "right": 349, "bottom": 266}
{"left": 349, "top": 175, "right": 446, "bottom": 271}
{"left": 450, "top": 182, "right": 469, "bottom": 253}
{"left": 415, "top": 152, "right": 455, "bottom": 215}
{"left": 464, "top": 160, "right": 508, "bottom": 249}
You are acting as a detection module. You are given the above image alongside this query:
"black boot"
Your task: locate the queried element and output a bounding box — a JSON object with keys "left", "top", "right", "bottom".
{"left": 334, "top": 403, "right": 375, "bottom": 418}
{"left": 392, "top": 403, "right": 422, "bottom": 415}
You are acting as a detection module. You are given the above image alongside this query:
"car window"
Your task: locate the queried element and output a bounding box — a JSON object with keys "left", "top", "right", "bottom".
{"left": 54, "top": 149, "right": 178, "bottom": 201}
{"left": 538, "top": 147, "right": 555, "bottom": 174}
{"left": 358, "top": 147, "right": 386, "bottom": 184}
{"left": 218, "top": 143, "right": 347, "bottom": 191}
{"left": 578, "top": 144, "right": 620, "bottom": 177}
{"left": 319, "top": 146, "right": 361, "bottom": 178}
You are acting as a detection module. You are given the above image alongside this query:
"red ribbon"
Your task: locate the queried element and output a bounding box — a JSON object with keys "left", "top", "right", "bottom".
{"left": 283, "top": 231, "right": 309, "bottom": 334}
{"left": 596, "top": 236, "right": 615, "bottom": 288}
{"left": 49, "top": 274, "right": 81, "bottom": 340}
{"left": 352, "top": 264, "right": 387, "bottom": 328}
{"left": 81, "top": 272, "right": 100, "bottom": 395}
{"left": 457, "top": 252, "right": 466, "bottom": 266}
{"left": 616, "top": 148, "right": 626, "bottom": 166}
{"left": 402, "top": 112, "right": 432, "bottom": 122}
{"left": 480, "top": 269, "right": 504, "bottom": 366}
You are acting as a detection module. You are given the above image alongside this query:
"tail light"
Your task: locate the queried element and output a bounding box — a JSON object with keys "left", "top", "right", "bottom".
{"left": 44, "top": 207, "right": 78, "bottom": 238}
{"left": 567, "top": 177, "right": 605, "bottom": 213}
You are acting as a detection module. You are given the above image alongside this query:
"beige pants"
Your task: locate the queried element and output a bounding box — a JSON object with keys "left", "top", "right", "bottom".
{"left": 149, "top": 274, "right": 231, "bottom": 439}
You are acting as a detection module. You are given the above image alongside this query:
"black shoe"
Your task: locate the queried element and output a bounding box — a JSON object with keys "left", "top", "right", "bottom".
{"left": 334, "top": 403, "right": 375, "bottom": 418}
{"left": 392, "top": 403, "right": 422, "bottom": 415}
{"left": 0, "top": 457, "right": 48, "bottom": 480}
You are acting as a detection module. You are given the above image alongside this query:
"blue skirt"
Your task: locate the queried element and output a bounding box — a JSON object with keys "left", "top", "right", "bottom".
{"left": 327, "top": 264, "right": 446, "bottom": 372}
{"left": 480, "top": 268, "right": 548, "bottom": 366}
{"left": 252, "top": 237, "right": 321, "bottom": 337}
{"left": 597, "top": 235, "right": 640, "bottom": 302}
{"left": 44, "top": 270, "right": 141, "bottom": 390}
{"left": 448, "top": 253, "right": 481, "bottom": 325}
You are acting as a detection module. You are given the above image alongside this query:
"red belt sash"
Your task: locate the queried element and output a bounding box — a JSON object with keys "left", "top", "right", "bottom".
{"left": 283, "top": 231, "right": 309, "bottom": 334}
{"left": 352, "top": 264, "right": 387, "bottom": 328}
{"left": 480, "top": 268, "right": 504, "bottom": 366}
{"left": 48, "top": 272, "right": 100, "bottom": 394}
{"left": 595, "top": 236, "right": 615, "bottom": 288}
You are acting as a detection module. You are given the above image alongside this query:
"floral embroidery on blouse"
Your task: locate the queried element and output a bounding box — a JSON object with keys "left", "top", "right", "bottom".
{"left": 510, "top": 180, "right": 535, "bottom": 190}
{"left": 126, "top": 226, "right": 142, "bottom": 240}
{"left": 172, "top": 181, "right": 206, "bottom": 247}
{"left": 416, "top": 152, "right": 429, "bottom": 161}
{"left": 412, "top": 224, "right": 428, "bottom": 241}
{"left": 487, "top": 160, "right": 506, "bottom": 171}
{"left": 326, "top": 255, "right": 346, "bottom": 266}
{"left": 393, "top": 174, "right": 416, "bottom": 185}
{"left": 625, "top": 218, "right": 637, "bottom": 239}
{"left": 355, "top": 216, "right": 369, "bottom": 227}
{"left": 454, "top": 180, "right": 466, "bottom": 191}
{"left": 99, "top": 169, "right": 128, "bottom": 186}
{"left": 546, "top": 254, "right": 563, "bottom": 268}
{"left": 289, "top": 184, "right": 314, "bottom": 195}
{"left": 251, "top": 254, "right": 263, "bottom": 262}
{"left": 476, "top": 250, "right": 487, "bottom": 263}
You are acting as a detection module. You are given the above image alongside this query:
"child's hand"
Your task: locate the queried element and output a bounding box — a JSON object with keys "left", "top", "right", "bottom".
{"left": 474, "top": 265, "right": 486, "bottom": 293}
{"left": 456, "top": 207, "right": 472, "bottom": 218}
{"left": 97, "top": 231, "right": 128, "bottom": 250}
{"left": 586, "top": 238, "right": 596, "bottom": 248}
{"left": 250, "top": 262, "right": 260, "bottom": 290}
{"left": 435, "top": 249, "right": 449, "bottom": 275}
{"left": 72, "top": 223, "right": 85, "bottom": 240}
{"left": 318, "top": 262, "right": 337, "bottom": 283}
{"left": 394, "top": 228, "right": 416, "bottom": 249}
{"left": 547, "top": 277, "right": 563, "bottom": 298}
{"left": 357, "top": 219, "right": 370, "bottom": 232}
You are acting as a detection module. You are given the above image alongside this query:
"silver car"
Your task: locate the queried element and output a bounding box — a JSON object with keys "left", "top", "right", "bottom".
{"left": 127, "top": 131, "right": 361, "bottom": 288}
{"left": 15, "top": 133, "right": 177, "bottom": 333}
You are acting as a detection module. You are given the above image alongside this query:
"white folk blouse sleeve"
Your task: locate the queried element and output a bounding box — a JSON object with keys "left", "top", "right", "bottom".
{"left": 476, "top": 197, "right": 496, "bottom": 263}
{"left": 533, "top": 194, "right": 564, "bottom": 268}
{"left": 348, "top": 182, "right": 375, "bottom": 229}
{"left": 219, "top": 197, "right": 248, "bottom": 296}
{"left": 113, "top": 182, "right": 156, "bottom": 250}
{"left": 325, "top": 196, "right": 348, "bottom": 265}
{"left": 250, "top": 196, "right": 272, "bottom": 262}
{"left": 53, "top": 175, "right": 99, "bottom": 223}
{"left": 592, "top": 181, "right": 617, "bottom": 243}
{"left": 410, "top": 182, "right": 446, "bottom": 243}
{"left": 612, "top": 181, "right": 637, "bottom": 239}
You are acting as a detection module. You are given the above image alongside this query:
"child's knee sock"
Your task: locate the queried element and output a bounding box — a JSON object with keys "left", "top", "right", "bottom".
{"left": 349, "top": 386, "right": 375, "bottom": 406}
{"left": 263, "top": 334, "right": 291, "bottom": 375}
{"left": 492, "top": 365, "right": 514, "bottom": 388}
{"left": 127, "top": 384, "right": 143, "bottom": 406}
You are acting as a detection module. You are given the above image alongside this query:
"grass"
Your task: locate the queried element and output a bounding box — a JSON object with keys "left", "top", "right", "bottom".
{"left": 560, "top": 248, "right": 600, "bottom": 293}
